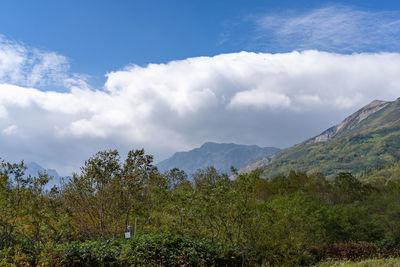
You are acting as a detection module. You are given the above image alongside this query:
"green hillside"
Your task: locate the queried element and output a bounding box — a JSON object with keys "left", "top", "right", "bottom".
{"left": 240, "top": 98, "right": 400, "bottom": 180}
{"left": 358, "top": 160, "right": 400, "bottom": 184}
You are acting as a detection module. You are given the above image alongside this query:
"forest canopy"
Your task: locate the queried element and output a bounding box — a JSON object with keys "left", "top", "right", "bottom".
{"left": 1, "top": 149, "right": 400, "bottom": 266}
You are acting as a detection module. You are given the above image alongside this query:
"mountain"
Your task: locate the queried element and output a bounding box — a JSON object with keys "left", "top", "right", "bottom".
{"left": 25, "top": 162, "right": 61, "bottom": 188}
{"left": 238, "top": 98, "right": 400, "bottom": 179}
{"left": 157, "top": 142, "right": 280, "bottom": 175}
{"left": 358, "top": 160, "right": 400, "bottom": 183}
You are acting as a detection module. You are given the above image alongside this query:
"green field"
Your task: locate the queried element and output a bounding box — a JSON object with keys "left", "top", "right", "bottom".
{"left": 318, "top": 258, "right": 400, "bottom": 267}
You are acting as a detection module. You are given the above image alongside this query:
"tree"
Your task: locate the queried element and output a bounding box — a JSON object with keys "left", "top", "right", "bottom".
{"left": 62, "top": 149, "right": 163, "bottom": 238}
{"left": 63, "top": 150, "right": 124, "bottom": 238}
{"left": 121, "top": 149, "right": 160, "bottom": 231}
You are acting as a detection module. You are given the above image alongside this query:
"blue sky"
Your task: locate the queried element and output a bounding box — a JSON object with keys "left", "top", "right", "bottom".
{"left": 1, "top": 1, "right": 400, "bottom": 174}
{"left": 2, "top": 0, "right": 400, "bottom": 87}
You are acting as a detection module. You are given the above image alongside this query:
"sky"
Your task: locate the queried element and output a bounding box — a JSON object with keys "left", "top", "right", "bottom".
{"left": 1, "top": 0, "right": 400, "bottom": 175}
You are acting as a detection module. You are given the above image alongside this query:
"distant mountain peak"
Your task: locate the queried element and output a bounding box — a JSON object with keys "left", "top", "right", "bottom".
{"left": 201, "top": 141, "right": 219, "bottom": 146}
{"left": 157, "top": 142, "right": 280, "bottom": 175}
{"left": 200, "top": 141, "right": 226, "bottom": 149}
{"left": 366, "top": 99, "right": 388, "bottom": 108}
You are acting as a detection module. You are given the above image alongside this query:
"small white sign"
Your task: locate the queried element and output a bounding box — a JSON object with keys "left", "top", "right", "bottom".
{"left": 125, "top": 232, "right": 131, "bottom": 239}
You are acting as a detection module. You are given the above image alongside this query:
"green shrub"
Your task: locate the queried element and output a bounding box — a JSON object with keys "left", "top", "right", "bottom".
{"left": 57, "top": 238, "right": 123, "bottom": 267}
{"left": 121, "top": 232, "right": 241, "bottom": 266}
{"left": 34, "top": 232, "right": 241, "bottom": 266}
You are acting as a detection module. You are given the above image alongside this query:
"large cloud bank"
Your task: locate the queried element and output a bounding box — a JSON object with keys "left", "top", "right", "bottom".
{"left": 1, "top": 48, "right": 400, "bottom": 174}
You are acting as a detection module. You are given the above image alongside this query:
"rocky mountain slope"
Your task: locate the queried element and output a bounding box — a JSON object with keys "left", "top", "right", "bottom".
{"left": 157, "top": 142, "right": 280, "bottom": 175}
{"left": 238, "top": 97, "right": 400, "bottom": 179}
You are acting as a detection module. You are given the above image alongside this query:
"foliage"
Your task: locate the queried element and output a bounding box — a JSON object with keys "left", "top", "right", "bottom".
{"left": 62, "top": 149, "right": 160, "bottom": 239}
{"left": 2, "top": 149, "right": 400, "bottom": 265}
{"left": 0, "top": 160, "right": 71, "bottom": 266}
{"left": 34, "top": 233, "right": 240, "bottom": 267}
{"left": 55, "top": 238, "right": 123, "bottom": 267}
{"left": 359, "top": 160, "right": 400, "bottom": 184}
{"left": 121, "top": 232, "right": 241, "bottom": 266}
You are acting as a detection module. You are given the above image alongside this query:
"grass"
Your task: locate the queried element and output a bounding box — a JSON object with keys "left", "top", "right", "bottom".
{"left": 317, "top": 258, "right": 400, "bottom": 267}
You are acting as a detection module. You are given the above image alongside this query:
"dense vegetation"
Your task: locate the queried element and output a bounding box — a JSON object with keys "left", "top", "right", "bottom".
{"left": 1, "top": 149, "right": 400, "bottom": 266}
{"left": 252, "top": 99, "right": 400, "bottom": 180}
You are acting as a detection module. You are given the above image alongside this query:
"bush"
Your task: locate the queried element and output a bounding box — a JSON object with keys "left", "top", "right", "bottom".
{"left": 54, "top": 239, "right": 123, "bottom": 267}
{"left": 34, "top": 232, "right": 241, "bottom": 266}
{"left": 120, "top": 232, "right": 241, "bottom": 266}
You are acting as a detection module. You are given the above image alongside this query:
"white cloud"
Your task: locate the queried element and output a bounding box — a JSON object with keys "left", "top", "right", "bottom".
{"left": 2, "top": 124, "right": 17, "bottom": 135}
{"left": 0, "top": 35, "right": 84, "bottom": 89}
{"left": 228, "top": 90, "right": 291, "bottom": 109}
{"left": 0, "top": 105, "right": 7, "bottom": 119}
{"left": 251, "top": 6, "right": 400, "bottom": 52}
{"left": 0, "top": 49, "right": 400, "bottom": 174}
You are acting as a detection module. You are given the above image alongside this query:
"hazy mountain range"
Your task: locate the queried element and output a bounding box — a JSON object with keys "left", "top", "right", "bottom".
{"left": 25, "top": 162, "right": 61, "bottom": 188}
{"left": 157, "top": 142, "right": 280, "bottom": 175}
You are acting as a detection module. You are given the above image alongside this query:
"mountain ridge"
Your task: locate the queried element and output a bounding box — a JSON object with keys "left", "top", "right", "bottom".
{"left": 306, "top": 99, "right": 390, "bottom": 144}
{"left": 157, "top": 142, "right": 280, "bottom": 175}
{"left": 238, "top": 98, "right": 400, "bottom": 179}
